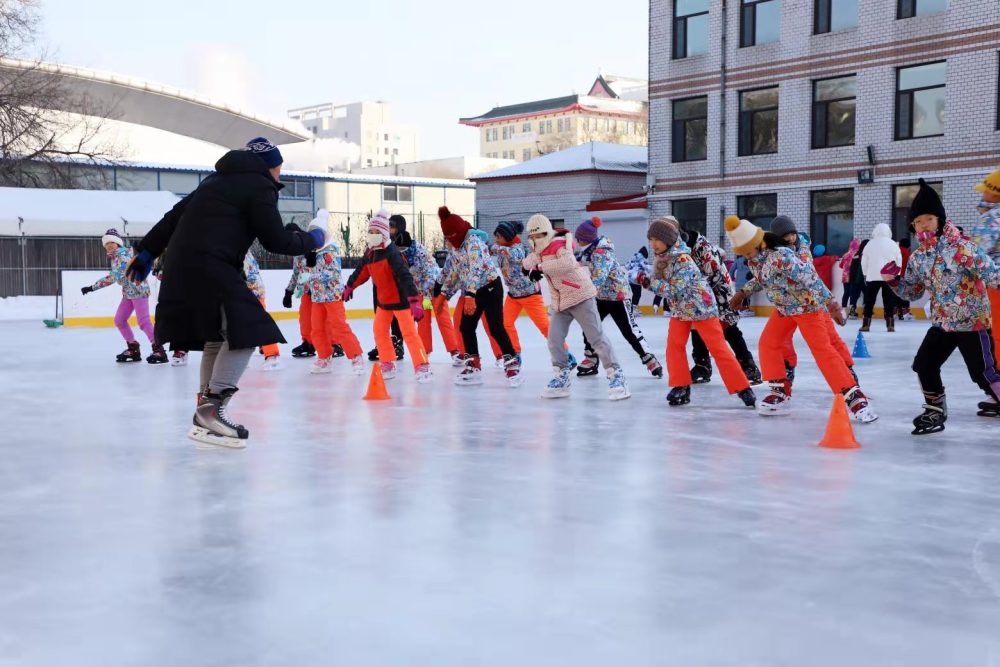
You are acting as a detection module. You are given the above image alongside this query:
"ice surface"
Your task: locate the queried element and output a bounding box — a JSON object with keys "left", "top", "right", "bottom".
{"left": 2, "top": 315, "right": 1000, "bottom": 666}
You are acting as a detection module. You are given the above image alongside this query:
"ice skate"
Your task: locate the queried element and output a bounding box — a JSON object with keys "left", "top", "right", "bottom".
{"left": 146, "top": 344, "right": 168, "bottom": 365}
{"left": 116, "top": 341, "right": 142, "bottom": 363}
{"left": 350, "top": 356, "right": 366, "bottom": 376}
{"left": 641, "top": 353, "right": 663, "bottom": 378}
{"left": 331, "top": 344, "right": 345, "bottom": 358}
{"left": 849, "top": 365, "right": 859, "bottom": 384}
{"left": 690, "top": 359, "right": 712, "bottom": 384}
{"left": 450, "top": 350, "right": 465, "bottom": 367}
{"left": 740, "top": 358, "right": 762, "bottom": 385}
{"left": 170, "top": 350, "right": 188, "bottom": 367}
{"left": 542, "top": 366, "right": 572, "bottom": 398}
{"left": 494, "top": 356, "right": 505, "bottom": 369}
{"left": 737, "top": 387, "right": 757, "bottom": 407}
{"left": 666, "top": 385, "right": 690, "bottom": 406}
{"left": 310, "top": 357, "right": 333, "bottom": 374}
{"left": 292, "top": 340, "right": 316, "bottom": 358}
{"left": 607, "top": 366, "right": 630, "bottom": 401}
{"left": 367, "top": 345, "right": 380, "bottom": 362}
{"left": 260, "top": 355, "right": 282, "bottom": 371}
{"left": 859, "top": 316, "right": 871, "bottom": 332}
{"left": 759, "top": 381, "right": 791, "bottom": 416}
{"left": 454, "top": 355, "right": 483, "bottom": 386}
{"left": 415, "top": 363, "right": 433, "bottom": 384}
{"left": 503, "top": 355, "right": 524, "bottom": 388}
{"left": 886, "top": 318, "right": 895, "bottom": 333}
{"left": 576, "top": 355, "right": 599, "bottom": 377}
{"left": 912, "top": 393, "right": 946, "bottom": 435}
{"left": 566, "top": 352, "right": 578, "bottom": 371}
{"left": 380, "top": 361, "right": 398, "bottom": 380}
{"left": 187, "top": 388, "right": 248, "bottom": 449}
{"left": 843, "top": 386, "right": 878, "bottom": 423}
{"left": 977, "top": 398, "right": 1000, "bottom": 418}
{"left": 785, "top": 362, "right": 796, "bottom": 385}
{"left": 392, "top": 335, "right": 405, "bottom": 361}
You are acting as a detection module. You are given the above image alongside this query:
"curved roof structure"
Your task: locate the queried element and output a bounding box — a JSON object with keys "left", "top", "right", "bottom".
{"left": 0, "top": 58, "right": 311, "bottom": 148}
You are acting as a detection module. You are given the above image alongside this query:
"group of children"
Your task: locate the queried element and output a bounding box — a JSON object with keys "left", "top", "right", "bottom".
{"left": 89, "top": 167, "right": 1000, "bottom": 438}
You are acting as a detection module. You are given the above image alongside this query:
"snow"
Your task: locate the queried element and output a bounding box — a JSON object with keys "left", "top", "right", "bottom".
{"left": 1, "top": 315, "right": 999, "bottom": 665}
{"left": 472, "top": 142, "right": 647, "bottom": 180}
{"left": 0, "top": 295, "right": 57, "bottom": 321}
{"left": 0, "top": 187, "right": 181, "bottom": 237}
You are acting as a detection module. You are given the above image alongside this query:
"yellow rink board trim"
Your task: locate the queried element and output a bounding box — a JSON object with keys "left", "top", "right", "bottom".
{"left": 62, "top": 305, "right": 926, "bottom": 327}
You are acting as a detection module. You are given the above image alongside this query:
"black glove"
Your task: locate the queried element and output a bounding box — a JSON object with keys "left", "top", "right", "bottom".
{"left": 433, "top": 282, "right": 442, "bottom": 298}
{"left": 80, "top": 286, "right": 93, "bottom": 295}
{"left": 528, "top": 269, "right": 543, "bottom": 282}
{"left": 306, "top": 251, "right": 317, "bottom": 268}
{"left": 282, "top": 290, "right": 293, "bottom": 309}
{"left": 124, "top": 249, "right": 154, "bottom": 282}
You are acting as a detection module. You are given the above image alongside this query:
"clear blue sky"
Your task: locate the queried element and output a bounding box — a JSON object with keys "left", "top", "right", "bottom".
{"left": 40, "top": 0, "right": 648, "bottom": 158}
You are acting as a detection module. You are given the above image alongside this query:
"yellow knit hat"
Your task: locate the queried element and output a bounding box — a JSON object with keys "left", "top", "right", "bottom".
{"left": 974, "top": 167, "right": 1000, "bottom": 196}
{"left": 724, "top": 215, "right": 765, "bottom": 256}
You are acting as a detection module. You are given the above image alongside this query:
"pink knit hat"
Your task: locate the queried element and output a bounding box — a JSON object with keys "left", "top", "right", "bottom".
{"left": 369, "top": 209, "right": 392, "bottom": 245}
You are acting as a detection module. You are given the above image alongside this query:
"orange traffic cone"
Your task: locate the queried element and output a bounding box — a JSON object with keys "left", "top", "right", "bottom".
{"left": 818, "top": 395, "right": 861, "bottom": 449}
{"left": 363, "top": 363, "right": 391, "bottom": 401}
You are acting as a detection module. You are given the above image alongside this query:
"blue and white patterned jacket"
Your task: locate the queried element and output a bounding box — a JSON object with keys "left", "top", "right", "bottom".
{"left": 90, "top": 246, "right": 150, "bottom": 300}
{"left": 577, "top": 236, "right": 631, "bottom": 302}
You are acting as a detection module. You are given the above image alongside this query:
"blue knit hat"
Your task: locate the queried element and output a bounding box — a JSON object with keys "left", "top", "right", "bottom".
{"left": 495, "top": 221, "right": 523, "bottom": 243}
{"left": 575, "top": 215, "right": 602, "bottom": 245}
{"left": 246, "top": 137, "right": 283, "bottom": 169}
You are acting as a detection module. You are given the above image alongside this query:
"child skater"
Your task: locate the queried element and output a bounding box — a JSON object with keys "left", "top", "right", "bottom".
{"left": 522, "top": 214, "right": 630, "bottom": 401}
{"left": 724, "top": 215, "right": 877, "bottom": 422}
{"left": 881, "top": 179, "right": 1000, "bottom": 434}
{"left": 302, "top": 211, "right": 366, "bottom": 376}
{"left": 636, "top": 218, "right": 755, "bottom": 407}
{"left": 437, "top": 206, "right": 522, "bottom": 387}
{"left": 625, "top": 246, "right": 649, "bottom": 317}
{"left": 679, "top": 224, "right": 762, "bottom": 385}
{"left": 393, "top": 215, "right": 461, "bottom": 363}
{"left": 243, "top": 250, "right": 282, "bottom": 371}
{"left": 81, "top": 228, "right": 165, "bottom": 364}
{"left": 343, "top": 210, "right": 431, "bottom": 382}
{"left": 574, "top": 216, "right": 663, "bottom": 378}
{"left": 283, "top": 223, "right": 318, "bottom": 359}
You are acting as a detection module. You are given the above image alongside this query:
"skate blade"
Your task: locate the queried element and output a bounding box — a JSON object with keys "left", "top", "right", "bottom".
{"left": 507, "top": 376, "right": 525, "bottom": 388}
{"left": 608, "top": 391, "right": 631, "bottom": 401}
{"left": 757, "top": 406, "right": 790, "bottom": 416}
{"left": 542, "top": 391, "right": 571, "bottom": 399}
{"left": 977, "top": 410, "right": 1000, "bottom": 418}
{"left": 852, "top": 414, "right": 879, "bottom": 424}
{"left": 911, "top": 425, "right": 945, "bottom": 435}
{"left": 187, "top": 427, "right": 247, "bottom": 450}
{"left": 691, "top": 378, "right": 712, "bottom": 384}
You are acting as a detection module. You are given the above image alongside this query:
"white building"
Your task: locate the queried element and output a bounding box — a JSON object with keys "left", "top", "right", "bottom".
{"left": 360, "top": 155, "right": 516, "bottom": 181}
{"left": 287, "top": 101, "right": 420, "bottom": 170}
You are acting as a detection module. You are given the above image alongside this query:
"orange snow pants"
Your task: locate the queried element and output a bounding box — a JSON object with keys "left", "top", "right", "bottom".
{"left": 778, "top": 311, "right": 852, "bottom": 369}
{"left": 375, "top": 307, "right": 428, "bottom": 370}
{"left": 667, "top": 318, "right": 749, "bottom": 394}
{"left": 299, "top": 292, "right": 313, "bottom": 343}
{"left": 312, "top": 301, "right": 363, "bottom": 360}
{"left": 503, "top": 294, "right": 550, "bottom": 354}
{"left": 760, "top": 310, "right": 856, "bottom": 394}
{"left": 418, "top": 294, "right": 459, "bottom": 354}
{"left": 259, "top": 298, "right": 280, "bottom": 358}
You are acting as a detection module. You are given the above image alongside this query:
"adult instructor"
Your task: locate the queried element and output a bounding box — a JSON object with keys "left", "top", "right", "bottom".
{"left": 126, "top": 137, "right": 326, "bottom": 448}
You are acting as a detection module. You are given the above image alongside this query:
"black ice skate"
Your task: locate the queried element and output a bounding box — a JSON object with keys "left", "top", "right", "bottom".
{"left": 641, "top": 353, "right": 663, "bottom": 378}
{"left": 188, "top": 388, "right": 249, "bottom": 449}
{"left": 977, "top": 398, "right": 1000, "bottom": 418}
{"left": 740, "top": 358, "right": 762, "bottom": 385}
{"left": 116, "top": 341, "right": 142, "bottom": 363}
{"left": 146, "top": 344, "right": 168, "bottom": 364}
{"left": 912, "top": 393, "right": 946, "bottom": 435}
{"left": 576, "top": 355, "right": 599, "bottom": 376}
{"left": 785, "top": 361, "right": 796, "bottom": 384}
{"left": 292, "top": 340, "right": 316, "bottom": 358}
{"left": 690, "top": 359, "right": 712, "bottom": 384}
{"left": 331, "top": 344, "right": 345, "bottom": 358}
{"left": 737, "top": 387, "right": 757, "bottom": 407}
{"left": 667, "top": 385, "right": 691, "bottom": 406}
{"left": 367, "top": 336, "right": 405, "bottom": 362}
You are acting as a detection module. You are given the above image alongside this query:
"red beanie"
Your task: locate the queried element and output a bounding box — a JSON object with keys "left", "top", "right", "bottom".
{"left": 439, "top": 206, "right": 471, "bottom": 246}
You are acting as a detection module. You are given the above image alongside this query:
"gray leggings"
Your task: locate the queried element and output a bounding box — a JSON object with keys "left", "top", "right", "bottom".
{"left": 199, "top": 308, "right": 254, "bottom": 394}
{"left": 548, "top": 298, "right": 619, "bottom": 370}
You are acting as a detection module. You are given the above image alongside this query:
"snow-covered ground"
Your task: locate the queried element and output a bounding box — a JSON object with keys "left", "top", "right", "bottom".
{"left": 1, "top": 314, "right": 999, "bottom": 666}
{"left": 0, "top": 295, "right": 56, "bottom": 321}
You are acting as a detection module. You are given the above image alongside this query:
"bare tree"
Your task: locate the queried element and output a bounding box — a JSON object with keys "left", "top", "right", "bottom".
{"left": 0, "top": 0, "right": 123, "bottom": 188}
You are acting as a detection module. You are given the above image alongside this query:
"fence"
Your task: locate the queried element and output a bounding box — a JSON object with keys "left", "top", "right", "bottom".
{"left": 0, "top": 210, "right": 477, "bottom": 296}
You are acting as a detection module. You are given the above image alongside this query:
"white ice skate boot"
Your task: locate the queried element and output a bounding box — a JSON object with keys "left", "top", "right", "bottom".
{"left": 607, "top": 366, "right": 631, "bottom": 401}
{"left": 351, "top": 356, "right": 366, "bottom": 376}
{"left": 759, "top": 381, "right": 791, "bottom": 416}
{"left": 188, "top": 388, "right": 248, "bottom": 449}
{"left": 415, "top": 363, "right": 433, "bottom": 384}
{"left": 844, "top": 386, "right": 878, "bottom": 423}
{"left": 450, "top": 350, "right": 465, "bottom": 367}
{"left": 454, "top": 355, "right": 484, "bottom": 386}
{"left": 380, "top": 361, "right": 398, "bottom": 380}
{"left": 170, "top": 351, "right": 188, "bottom": 367}
{"left": 542, "top": 366, "right": 572, "bottom": 398}
{"left": 503, "top": 354, "right": 524, "bottom": 388}
{"left": 260, "top": 355, "right": 283, "bottom": 371}
{"left": 310, "top": 357, "right": 333, "bottom": 374}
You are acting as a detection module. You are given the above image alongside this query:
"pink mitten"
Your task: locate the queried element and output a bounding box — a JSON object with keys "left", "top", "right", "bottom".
{"left": 342, "top": 285, "right": 354, "bottom": 302}
{"left": 880, "top": 261, "right": 901, "bottom": 283}
{"left": 408, "top": 296, "right": 424, "bottom": 322}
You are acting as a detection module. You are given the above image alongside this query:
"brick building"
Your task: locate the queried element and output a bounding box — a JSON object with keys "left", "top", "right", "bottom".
{"left": 648, "top": 0, "right": 1000, "bottom": 255}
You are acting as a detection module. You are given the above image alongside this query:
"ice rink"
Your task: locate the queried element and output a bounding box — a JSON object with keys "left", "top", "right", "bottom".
{"left": 2, "top": 314, "right": 1000, "bottom": 666}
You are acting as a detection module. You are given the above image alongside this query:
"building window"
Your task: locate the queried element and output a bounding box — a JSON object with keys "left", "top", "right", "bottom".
{"left": 279, "top": 179, "right": 313, "bottom": 200}
{"left": 393, "top": 148, "right": 399, "bottom": 156}
{"left": 383, "top": 184, "right": 397, "bottom": 201}
{"left": 672, "top": 96, "right": 708, "bottom": 162}
{"left": 812, "top": 75, "right": 856, "bottom": 148}
{"left": 815, "top": 0, "right": 858, "bottom": 33}
{"left": 737, "top": 194, "right": 778, "bottom": 230}
{"left": 539, "top": 121, "right": 546, "bottom": 135}
{"left": 367, "top": 159, "right": 373, "bottom": 167}
{"left": 384, "top": 148, "right": 389, "bottom": 155}
{"left": 810, "top": 189, "right": 854, "bottom": 255}
{"left": 893, "top": 181, "right": 942, "bottom": 240}
{"left": 898, "top": 0, "right": 947, "bottom": 19}
{"left": 738, "top": 87, "right": 779, "bottom": 155}
{"left": 895, "top": 61, "right": 946, "bottom": 140}
{"left": 485, "top": 130, "right": 491, "bottom": 143}
{"left": 522, "top": 122, "right": 531, "bottom": 132}
{"left": 673, "top": 0, "right": 710, "bottom": 59}
{"left": 502, "top": 126, "right": 508, "bottom": 140}
{"left": 522, "top": 149, "right": 531, "bottom": 161}
{"left": 545, "top": 120, "right": 553, "bottom": 133}
{"left": 384, "top": 133, "right": 389, "bottom": 141}
{"left": 740, "top": 0, "right": 780, "bottom": 47}
{"left": 671, "top": 198, "right": 708, "bottom": 237}
{"left": 398, "top": 185, "right": 412, "bottom": 202}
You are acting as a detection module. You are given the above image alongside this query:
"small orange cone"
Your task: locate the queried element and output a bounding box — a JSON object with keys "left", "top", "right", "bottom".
{"left": 818, "top": 395, "right": 861, "bottom": 449}
{"left": 363, "top": 364, "right": 391, "bottom": 401}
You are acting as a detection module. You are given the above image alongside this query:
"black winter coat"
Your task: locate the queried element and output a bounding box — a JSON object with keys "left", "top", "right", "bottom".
{"left": 138, "top": 150, "right": 318, "bottom": 351}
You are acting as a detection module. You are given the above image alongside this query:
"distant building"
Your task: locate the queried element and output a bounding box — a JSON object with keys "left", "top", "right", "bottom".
{"left": 460, "top": 75, "right": 649, "bottom": 163}
{"left": 287, "top": 101, "right": 420, "bottom": 170}
{"left": 360, "top": 155, "right": 516, "bottom": 181}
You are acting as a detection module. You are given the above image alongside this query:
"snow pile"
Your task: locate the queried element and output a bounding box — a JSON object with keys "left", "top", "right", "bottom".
{"left": 0, "top": 296, "right": 55, "bottom": 321}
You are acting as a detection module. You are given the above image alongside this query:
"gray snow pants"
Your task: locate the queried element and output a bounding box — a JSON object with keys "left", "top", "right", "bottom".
{"left": 548, "top": 298, "right": 619, "bottom": 370}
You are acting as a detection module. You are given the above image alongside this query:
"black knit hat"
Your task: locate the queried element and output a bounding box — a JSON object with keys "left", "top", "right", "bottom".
{"left": 389, "top": 214, "right": 407, "bottom": 234}
{"left": 495, "top": 221, "right": 523, "bottom": 243}
{"left": 908, "top": 179, "right": 947, "bottom": 225}
{"left": 770, "top": 215, "right": 796, "bottom": 238}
